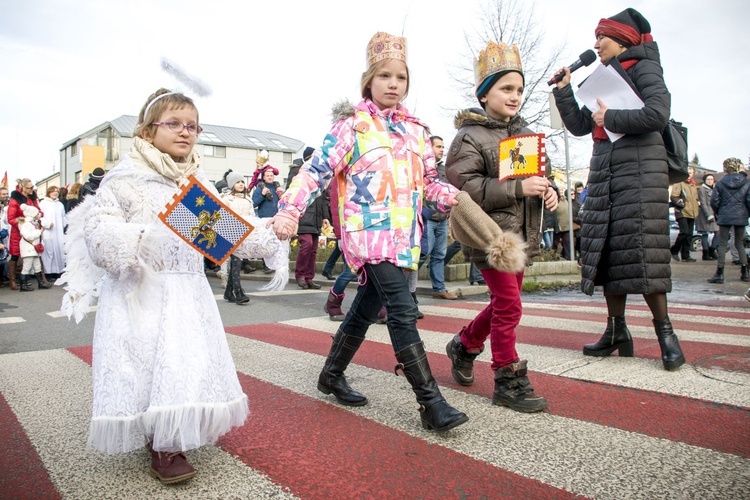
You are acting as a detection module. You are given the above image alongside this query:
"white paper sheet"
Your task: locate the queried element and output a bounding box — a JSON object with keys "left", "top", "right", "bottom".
{"left": 575, "top": 64, "right": 645, "bottom": 142}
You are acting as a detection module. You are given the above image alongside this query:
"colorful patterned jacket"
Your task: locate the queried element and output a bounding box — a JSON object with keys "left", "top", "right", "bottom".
{"left": 279, "top": 99, "right": 458, "bottom": 271}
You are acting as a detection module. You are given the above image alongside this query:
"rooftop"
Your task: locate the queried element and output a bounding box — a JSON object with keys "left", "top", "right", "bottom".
{"left": 61, "top": 115, "right": 304, "bottom": 153}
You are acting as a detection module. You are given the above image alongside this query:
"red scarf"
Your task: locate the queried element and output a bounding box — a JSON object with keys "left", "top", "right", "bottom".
{"left": 593, "top": 59, "right": 639, "bottom": 142}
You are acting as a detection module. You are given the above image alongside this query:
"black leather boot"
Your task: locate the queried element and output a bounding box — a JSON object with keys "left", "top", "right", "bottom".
{"left": 707, "top": 266, "right": 724, "bottom": 284}
{"left": 317, "top": 331, "right": 368, "bottom": 406}
{"left": 19, "top": 274, "right": 34, "bottom": 292}
{"left": 493, "top": 360, "right": 547, "bottom": 413}
{"left": 741, "top": 266, "right": 749, "bottom": 282}
{"left": 583, "top": 316, "right": 634, "bottom": 357}
{"left": 395, "top": 342, "right": 468, "bottom": 431}
{"left": 445, "top": 329, "right": 483, "bottom": 386}
{"left": 224, "top": 256, "right": 249, "bottom": 304}
{"left": 653, "top": 317, "right": 685, "bottom": 371}
{"left": 708, "top": 247, "right": 718, "bottom": 260}
{"left": 701, "top": 250, "right": 710, "bottom": 261}
{"left": 35, "top": 272, "right": 53, "bottom": 289}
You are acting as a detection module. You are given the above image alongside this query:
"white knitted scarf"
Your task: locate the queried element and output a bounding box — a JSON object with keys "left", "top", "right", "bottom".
{"left": 131, "top": 136, "right": 200, "bottom": 185}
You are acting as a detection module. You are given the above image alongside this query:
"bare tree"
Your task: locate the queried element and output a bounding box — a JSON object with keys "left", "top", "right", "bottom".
{"left": 449, "top": 0, "right": 591, "bottom": 174}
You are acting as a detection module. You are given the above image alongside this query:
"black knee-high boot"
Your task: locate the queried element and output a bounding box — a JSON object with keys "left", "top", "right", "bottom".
{"left": 653, "top": 317, "right": 685, "bottom": 371}
{"left": 395, "top": 342, "right": 468, "bottom": 432}
{"left": 583, "top": 316, "right": 634, "bottom": 357}
{"left": 224, "top": 256, "right": 248, "bottom": 304}
{"left": 317, "top": 330, "right": 368, "bottom": 406}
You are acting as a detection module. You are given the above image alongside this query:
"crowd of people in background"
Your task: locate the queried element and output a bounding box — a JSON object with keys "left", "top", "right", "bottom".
{"left": 2, "top": 158, "right": 749, "bottom": 300}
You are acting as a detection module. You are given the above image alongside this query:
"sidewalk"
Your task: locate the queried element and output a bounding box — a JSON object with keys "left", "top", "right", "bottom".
{"left": 230, "top": 252, "right": 750, "bottom": 300}
{"left": 233, "top": 259, "right": 582, "bottom": 298}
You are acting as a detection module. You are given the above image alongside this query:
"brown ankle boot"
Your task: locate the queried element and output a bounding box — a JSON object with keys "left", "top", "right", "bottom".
{"left": 149, "top": 446, "right": 197, "bottom": 485}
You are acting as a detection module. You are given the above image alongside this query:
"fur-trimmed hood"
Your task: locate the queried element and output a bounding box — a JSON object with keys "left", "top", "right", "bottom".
{"left": 10, "top": 189, "right": 37, "bottom": 205}
{"left": 453, "top": 107, "right": 529, "bottom": 131}
{"left": 331, "top": 99, "right": 356, "bottom": 123}
{"left": 331, "top": 98, "right": 427, "bottom": 129}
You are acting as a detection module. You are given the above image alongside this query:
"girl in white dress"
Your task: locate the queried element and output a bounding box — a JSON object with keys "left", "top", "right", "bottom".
{"left": 220, "top": 173, "right": 254, "bottom": 304}
{"left": 39, "top": 185, "right": 67, "bottom": 278}
{"left": 68, "top": 89, "right": 254, "bottom": 485}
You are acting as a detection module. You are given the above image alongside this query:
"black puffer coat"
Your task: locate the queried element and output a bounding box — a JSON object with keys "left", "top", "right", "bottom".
{"left": 553, "top": 42, "right": 671, "bottom": 296}
{"left": 445, "top": 109, "right": 547, "bottom": 269}
{"left": 297, "top": 189, "right": 330, "bottom": 235}
{"left": 710, "top": 173, "right": 750, "bottom": 227}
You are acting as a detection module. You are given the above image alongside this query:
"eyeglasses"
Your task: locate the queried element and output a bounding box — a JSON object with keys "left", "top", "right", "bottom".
{"left": 152, "top": 121, "right": 203, "bottom": 136}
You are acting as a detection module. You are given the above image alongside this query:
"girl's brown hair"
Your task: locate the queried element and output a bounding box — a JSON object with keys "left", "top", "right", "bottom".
{"left": 133, "top": 88, "right": 199, "bottom": 141}
{"left": 46, "top": 185, "right": 59, "bottom": 196}
{"left": 360, "top": 59, "right": 410, "bottom": 100}
{"left": 67, "top": 182, "right": 83, "bottom": 198}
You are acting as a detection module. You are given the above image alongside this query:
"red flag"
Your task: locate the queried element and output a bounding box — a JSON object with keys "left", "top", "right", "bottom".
{"left": 1, "top": 171, "right": 7, "bottom": 188}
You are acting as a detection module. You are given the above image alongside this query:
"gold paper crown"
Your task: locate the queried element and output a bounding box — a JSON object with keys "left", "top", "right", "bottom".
{"left": 366, "top": 32, "right": 407, "bottom": 67}
{"left": 474, "top": 41, "right": 523, "bottom": 93}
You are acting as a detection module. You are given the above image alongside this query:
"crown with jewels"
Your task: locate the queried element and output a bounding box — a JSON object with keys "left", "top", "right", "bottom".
{"left": 474, "top": 41, "right": 523, "bottom": 93}
{"left": 366, "top": 32, "right": 407, "bottom": 67}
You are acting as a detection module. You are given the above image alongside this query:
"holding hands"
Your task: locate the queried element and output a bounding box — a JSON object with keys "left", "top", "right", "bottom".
{"left": 266, "top": 211, "right": 298, "bottom": 241}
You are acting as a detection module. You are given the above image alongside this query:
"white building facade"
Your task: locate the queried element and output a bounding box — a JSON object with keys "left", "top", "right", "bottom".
{"left": 58, "top": 115, "right": 305, "bottom": 186}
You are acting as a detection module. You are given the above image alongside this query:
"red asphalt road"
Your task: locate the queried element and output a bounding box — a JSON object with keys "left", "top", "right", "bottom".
{"left": 224, "top": 324, "right": 750, "bottom": 459}
{"left": 0, "top": 392, "right": 61, "bottom": 500}
{"left": 63, "top": 345, "right": 574, "bottom": 499}
{"left": 4, "top": 309, "right": 749, "bottom": 498}
{"left": 412, "top": 313, "right": 750, "bottom": 371}
{"left": 442, "top": 301, "right": 750, "bottom": 336}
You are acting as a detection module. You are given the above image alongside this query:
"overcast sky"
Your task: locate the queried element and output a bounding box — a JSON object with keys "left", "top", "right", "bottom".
{"left": 2, "top": 0, "right": 748, "bottom": 186}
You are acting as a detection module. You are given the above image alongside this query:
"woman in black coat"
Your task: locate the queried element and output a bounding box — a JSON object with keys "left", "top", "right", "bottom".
{"left": 552, "top": 8, "right": 684, "bottom": 370}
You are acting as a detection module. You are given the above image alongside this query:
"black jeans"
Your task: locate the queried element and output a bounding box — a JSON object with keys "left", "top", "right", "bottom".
{"left": 671, "top": 217, "right": 695, "bottom": 258}
{"left": 339, "top": 262, "right": 421, "bottom": 352}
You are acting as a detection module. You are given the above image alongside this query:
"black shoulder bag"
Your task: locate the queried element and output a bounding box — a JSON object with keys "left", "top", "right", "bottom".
{"left": 662, "top": 119, "right": 689, "bottom": 184}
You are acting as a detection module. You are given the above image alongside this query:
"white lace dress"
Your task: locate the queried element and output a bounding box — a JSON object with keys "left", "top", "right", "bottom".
{"left": 82, "top": 158, "right": 249, "bottom": 454}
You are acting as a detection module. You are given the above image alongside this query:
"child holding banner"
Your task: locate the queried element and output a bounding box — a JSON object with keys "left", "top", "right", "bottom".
{"left": 445, "top": 42, "right": 557, "bottom": 413}
{"left": 61, "top": 89, "right": 249, "bottom": 485}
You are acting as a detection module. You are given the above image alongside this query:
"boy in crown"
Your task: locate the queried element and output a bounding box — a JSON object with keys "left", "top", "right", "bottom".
{"left": 444, "top": 41, "right": 557, "bottom": 413}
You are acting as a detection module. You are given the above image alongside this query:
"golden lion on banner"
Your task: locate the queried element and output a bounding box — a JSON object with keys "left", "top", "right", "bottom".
{"left": 190, "top": 210, "right": 222, "bottom": 249}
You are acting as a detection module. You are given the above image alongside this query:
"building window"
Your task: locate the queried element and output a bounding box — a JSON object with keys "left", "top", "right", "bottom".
{"left": 283, "top": 152, "right": 292, "bottom": 163}
{"left": 201, "top": 131, "right": 220, "bottom": 142}
{"left": 204, "top": 145, "right": 226, "bottom": 158}
{"left": 71, "top": 143, "right": 78, "bottom": 157}
{"left": 271, "top": 139, "right": 285, "bottom": 149}
{"left": 245, "top": 136, "right": 265, "bottom": 148}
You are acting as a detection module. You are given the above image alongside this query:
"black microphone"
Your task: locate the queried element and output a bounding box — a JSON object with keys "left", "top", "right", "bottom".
{"left": 547, "top": 49, "right": 597, "bottom": 86}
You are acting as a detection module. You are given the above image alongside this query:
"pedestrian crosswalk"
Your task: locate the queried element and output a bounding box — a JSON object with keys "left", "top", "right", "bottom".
{"left": 1, "top": 299, "right": 748, "bottom": 498}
